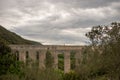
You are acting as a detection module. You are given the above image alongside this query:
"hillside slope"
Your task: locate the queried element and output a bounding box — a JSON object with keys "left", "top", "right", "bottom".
{"left": 0, "top": 25, "right": 42, "bottom": 45}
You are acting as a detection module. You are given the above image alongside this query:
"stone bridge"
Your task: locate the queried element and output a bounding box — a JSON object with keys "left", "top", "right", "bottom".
{"left": 9, "top": 45, "right": 83, "bottom": 73}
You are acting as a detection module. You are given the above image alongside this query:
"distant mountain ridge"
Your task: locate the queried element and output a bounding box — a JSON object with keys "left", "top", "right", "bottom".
{"left": 0, "top": 25, "right": 42, "bottom": 45}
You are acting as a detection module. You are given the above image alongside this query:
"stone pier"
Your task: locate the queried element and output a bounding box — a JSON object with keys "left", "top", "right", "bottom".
{"left": 51, "top": 50, "right": 58, "bottom": 69}
{"left": 19, "top": 50, "right": 26, "bottom": 63}
{"left": 29, "top": 50, "right": 36, "bottom": 61}
{"left": 64, "top": 51, "right": 70, "bottom": 73}
{"left": 39, "top": 50, "right": 46, "bottom": 69}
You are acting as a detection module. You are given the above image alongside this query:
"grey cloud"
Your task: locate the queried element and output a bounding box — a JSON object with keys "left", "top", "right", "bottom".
{"left": 48, "top": 0, "right": 120, "bottom": 8}
{"left": 0, "top": 0, "right": 120, "bottom": 45}
{"left": 13, "top": 29, "right": 88, "bottom": 45}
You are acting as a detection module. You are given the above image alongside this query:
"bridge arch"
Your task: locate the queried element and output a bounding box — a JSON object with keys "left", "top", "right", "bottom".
{"left": 9, "top": 45, "right": 82, "bottom": 73}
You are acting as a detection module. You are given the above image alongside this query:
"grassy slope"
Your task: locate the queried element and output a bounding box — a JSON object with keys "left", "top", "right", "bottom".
{"left": 0, "top": 25, "right": 42, "bottom": 45}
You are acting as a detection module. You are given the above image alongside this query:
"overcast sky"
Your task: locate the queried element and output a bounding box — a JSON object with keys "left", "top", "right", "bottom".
{"left": 0, "top": 0, "right": 120, "bottom": 45}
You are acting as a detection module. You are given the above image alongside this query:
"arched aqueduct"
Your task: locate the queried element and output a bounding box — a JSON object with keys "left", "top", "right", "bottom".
{"left": 9, "top": 45, "right": 83, "bottom": 73}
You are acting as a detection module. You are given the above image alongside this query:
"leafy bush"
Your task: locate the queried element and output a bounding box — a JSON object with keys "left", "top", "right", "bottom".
{"left": 62, "top": 71, "right": 79, "bottom": 80}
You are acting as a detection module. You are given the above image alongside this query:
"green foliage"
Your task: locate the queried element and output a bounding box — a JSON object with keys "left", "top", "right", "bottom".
{"left": 0, "top": 40, "right": 11, "bottom": 55}
{"left": 0, "top": 40, "right": 22, "bottom": 76}
{"left": 76, "top": 22, "right": 120, "bottom": 80}
{"left": 70, "top": 51, "right": 76, "bottom": 70}
{"left": 58, "top": 54, "right": 64, "bottom": 70}
{"left": 0, "top": 67, "right": 62, "bottom": 80}
{"left": 0, "top": 74, "right": 20, "bottom": 80}
{"left": 58, "top": 52, "right": 76, "bottom": 71}
{"left": 0, "top": 40, "right": 11, "bottom": 75}
{"left": 20, "top": 68, "right": 61, "bottom": 80}
{"left": 76, "top": 47, "right": 103, "bottom": 80}
{"left": 86, "top": 22, "right": 120, "bottom": 79}
{"left": 0, "top": 25, "right": 41, "bottom": 45}
{"left": 45, "top": 50, "right": 54, "bottom": 68}
{"left": 62, "top": 71, "right": 79, "bottom": 80}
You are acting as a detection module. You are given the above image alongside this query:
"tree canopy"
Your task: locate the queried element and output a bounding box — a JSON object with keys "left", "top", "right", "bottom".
{"left": 76, "top": 22, "right": 120, "bottom": 80}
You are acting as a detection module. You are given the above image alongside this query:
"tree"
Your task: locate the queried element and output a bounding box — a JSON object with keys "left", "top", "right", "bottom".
{"left": 85, "top": 22, "right": 120, "bottom": 80}
{"left": 86, "top": 22, "right": 120, "bottom": 46}
{"left": 0, "top": 40, "right": 21, "bottom": 75}
{"left": 45, "top": 50, "right": 54, "bottom": 68}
